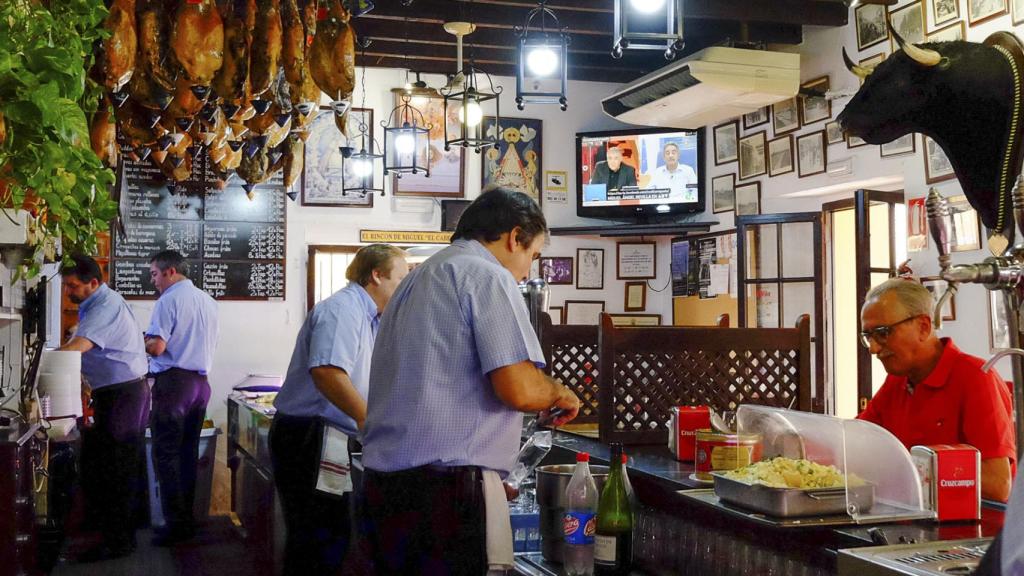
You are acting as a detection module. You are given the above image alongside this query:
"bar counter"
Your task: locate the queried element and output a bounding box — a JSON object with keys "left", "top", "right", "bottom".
{"left": 540, "top": 429, "right": 1004, "bottom": 576}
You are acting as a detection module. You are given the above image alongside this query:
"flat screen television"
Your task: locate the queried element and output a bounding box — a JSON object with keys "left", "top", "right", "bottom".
{"left": 576, "top": 127, "right": 705, "bottom": 222}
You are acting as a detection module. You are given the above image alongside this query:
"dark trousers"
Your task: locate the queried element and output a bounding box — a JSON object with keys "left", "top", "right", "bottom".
{"left": 270, "top": 415, "right": 353, "bottom": 576}
{"left": 150, "top": 368, "right": 210, "bottom": 530}
{"left": 82, "top": 378, "right": 150, "bottom": 548}
{"left": 360, "top": 466, "right": 487, "bottom": 576}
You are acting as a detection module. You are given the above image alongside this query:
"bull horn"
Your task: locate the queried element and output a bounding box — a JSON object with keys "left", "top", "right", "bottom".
{"left": 888, "top": 16, "right": 941, "bottom": 67}
{"left": 842, "top": 47, "right": 872, "bottom": 79}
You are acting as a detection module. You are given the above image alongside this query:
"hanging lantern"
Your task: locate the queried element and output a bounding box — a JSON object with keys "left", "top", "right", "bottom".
{"left": 341, "top": 113, "right": 385, "bottom": 197}
{"left": 516, "top": 1, "right": 569, "bottom": 111}
{"left": 440, "top": 22, "right": 501, "bottom": 152}
{"left": 382, "top": 91, "right": 431, "bottom": 176}
{"left": 612, "top": 0, "right": 685, "bottom": 60}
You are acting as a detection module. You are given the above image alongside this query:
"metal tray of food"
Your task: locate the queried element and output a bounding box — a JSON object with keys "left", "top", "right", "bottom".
{"left": 711, "top": 472, "right": 874, "bottom": 518}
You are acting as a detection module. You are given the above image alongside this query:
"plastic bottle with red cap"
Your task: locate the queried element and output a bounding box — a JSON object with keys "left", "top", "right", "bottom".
{"left": 564, "top": 451, "right": 598, "bottom": 576}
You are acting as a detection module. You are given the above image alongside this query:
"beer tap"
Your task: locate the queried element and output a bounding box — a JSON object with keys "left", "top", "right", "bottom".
{"left": 926, "top": 188, "right": 958, "bottom": 329}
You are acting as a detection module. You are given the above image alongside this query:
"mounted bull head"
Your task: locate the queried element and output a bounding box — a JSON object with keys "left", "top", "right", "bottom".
{"left": 837, "top": 31, "right": 1024, "bottom": 240}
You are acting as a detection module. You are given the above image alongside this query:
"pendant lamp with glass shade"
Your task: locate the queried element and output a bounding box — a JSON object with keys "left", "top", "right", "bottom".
{"left": 612, "top": 0, "right": 685, "bottom": 60}
{"left": 341, "top": 39, "right": 384, "bottom": 197}
{"left": 383, "top": 12, "right": 432, "bottom": 177}
{"left": 516, "top": 0, "right": 569, "bottom": 111}
{"left": 440, "top": 21, "right": 501, "bottom": 153}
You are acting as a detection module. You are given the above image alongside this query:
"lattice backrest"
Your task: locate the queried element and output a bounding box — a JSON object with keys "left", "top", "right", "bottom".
{"left": 538, "top": 312, "right": 600, "bottom": 423}
{"left": 598, "top": 313, "right": 811, "bottom": 444}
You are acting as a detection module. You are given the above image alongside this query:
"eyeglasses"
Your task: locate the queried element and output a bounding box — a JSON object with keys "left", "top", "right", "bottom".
{"left": 859, "top": 315, "right": 920, "bottom": 348}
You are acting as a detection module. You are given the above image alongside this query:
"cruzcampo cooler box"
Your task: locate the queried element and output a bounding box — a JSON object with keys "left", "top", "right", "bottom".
{"left": 667, "top": 406, "right": 711, "bottom": 462}
{"left": 911, "top": 444, "right": 981, "bottom": 522}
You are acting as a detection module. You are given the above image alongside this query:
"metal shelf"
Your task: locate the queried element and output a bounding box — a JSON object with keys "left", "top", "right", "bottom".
{"left": 549, "top": 219, "right": 718, "bottom": 237}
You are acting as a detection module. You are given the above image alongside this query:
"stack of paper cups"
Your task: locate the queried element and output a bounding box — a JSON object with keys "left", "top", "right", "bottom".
{"left": 36, "top": 350, "right": 83, "bottom": 419}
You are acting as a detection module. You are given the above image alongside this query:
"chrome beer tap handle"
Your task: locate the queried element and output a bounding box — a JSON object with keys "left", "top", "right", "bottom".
{"left": 1013, "top": 174, "right": 1024, "bottom": 253}
{"left": 927, "top": 188, "right": 956, "bottom": 328}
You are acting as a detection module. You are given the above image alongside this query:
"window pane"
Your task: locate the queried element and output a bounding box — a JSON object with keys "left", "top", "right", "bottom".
{"left": 748, "top": 283, "right": 780, "bottom": 328}
{"left": 780, "top": 222, "right": 814, "bottom": 278}
{"left": 746, "top": 225, "right": 778, "bottom": 279}
{"left": 782, "top": 282, "right": 814, "bottom": 329}
{"left": 869, "top": 202, "right": 892, "bottom": 269}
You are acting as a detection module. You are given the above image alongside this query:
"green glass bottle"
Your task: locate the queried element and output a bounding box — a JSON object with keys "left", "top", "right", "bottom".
{"left": 594, "top": 443, "right": 632, "bottom": 575}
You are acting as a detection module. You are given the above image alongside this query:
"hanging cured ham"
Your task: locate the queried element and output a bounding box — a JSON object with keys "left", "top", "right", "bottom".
{"left": 170, "top": 0, "right": 224, "bottom": 87}
{"left": 98, "top": 0, "right": 137, "bottom": 92}
{"left": 250, "top": 0, "right": 283, "bottom": 99}
{"left": 309, "top": 0, "right": 355, "bottom": 102}
{"left": 281, "top": 0, "right": 305, "bottom": 93}
{"left": 282, "top": 135, "right": 303, "bottom": 189}
{"left": 213, "top": 0, "right": 252, "bottom": 105}
{"left": 90, "top": 104, "right": 119, "bottom": 168}
{"left": 136, "top": 0, "right": 177, "bottom": 93}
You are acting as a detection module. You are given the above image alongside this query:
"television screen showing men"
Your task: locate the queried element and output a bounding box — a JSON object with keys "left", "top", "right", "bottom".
{"left": 580, "top": 130, "right": 700, "bottom": 208}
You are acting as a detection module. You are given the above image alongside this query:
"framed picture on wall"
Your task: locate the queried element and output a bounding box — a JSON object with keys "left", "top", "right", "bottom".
{"left": 608, "top": 313, "right": 662, "bottom": 327}
{"left": 856, "top": 4, "right": 889, "bottom": 50}
{"left": 968, "top": 0, "right": 1007, "bottom": 26}
{"left": 713, "top": 120, "right": 739, "bottom": 165}
{"left": 548, "top": 306, "right": 564, "bottom": 325}
{"left": 927, "top": 19, "right": 965, "bottom": 41}
{"left": 576, "top": 248, "right": 605, "bottom": 290}
{"left": 923, "top": 135, "right": 957, "bottom": 184}
{"left": 857, "top": 53, "right": 886, "bottom": 86}
{"left": 931, "top": 0, "right": 961, "bottom": 28}
{"left": 624, "top": 281, "right": 647, "bottom": 312}
{"left": 799, "top": 76, "right": 831, "bottom": 126}
{"left": 881, "top": 133, "right": 916, "bottom": 157}
{"left": 743, "top": 107, "right": 769, "bottom": 130}
{"left": 711, "top": 173, "right": 735, "bottom": 214}
{"left": 889, "top": 1, "right": 925, "bottom": 52}
{"left": 921, "top": 276, "right": 956, "bottom": 321}
{"left": 735, "top": 182, "right": 761, "bottom": 216}
{"left": 907, "top": 197, "right": 928, "bottom": 252}
{"left": 481, "top": 116, "right": 542, "bottom": 204}
{"left": 564, "top": 300, "right": 606, "bottom": 326}
{"left": 768, "top": 135, "right": 794, "bottom": 177}
{"left": 392, "top": 91, "right": 465, "bottom": 197}
{"left": 949, "top": 194, "right": 983, "bottom": 252}
{"left": 738, "top": 131, "right": 767, "bottom": 180}
{"left": 301, "top": 107, "right": 375, "bottom": 207}
{"left": 825, "top": 121, "right": 844, "bottom": 145}
{"left": 797, "top": 131, "right": 827, "bottom": 177}
{"left": 772, "top": 97, "right": 800, "bottom": 136}
{"left": 616, "top": 241, "right": 657, "bottom": 280}
{"left": 540, "top": 256, "right": 573, "bottom": 285}
{"left": 848, "top": 133, "right": 869, "bottom": 149}
{"left": 1014, "top": 0, "right": 1024, "bottom": 25}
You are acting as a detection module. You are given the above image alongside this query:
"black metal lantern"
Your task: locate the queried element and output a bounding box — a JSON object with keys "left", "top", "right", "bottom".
{"left": 516, "top": 1, "right": 569, "bottom": 111}
{"left": 612, "top": 0, "right": 684, "bottom": 60}
{"left": 441, "top": 68, "right": 501, "bottom": 153}
{"left": 382, "top": 91, "right": 431, "bottom": 177}
{"left": 341, "top": 115, "right": 384, "bottom": 197}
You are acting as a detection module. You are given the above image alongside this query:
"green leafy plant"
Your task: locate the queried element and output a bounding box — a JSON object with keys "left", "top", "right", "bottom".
{"left": 0, "top": 0, "right": 118, "bottom": 277}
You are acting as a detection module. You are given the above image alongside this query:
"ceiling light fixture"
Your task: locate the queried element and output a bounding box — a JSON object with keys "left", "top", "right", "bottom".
{"left": 383, "top": 10, "right": 432, "bottom": 176}
{"left": 612, "top": 0, "right": 684, "bottom": 60}
{"left": 341, "top": 38, "right": 385, "bottom": 197}
{"left": 515, "top": 0, "right": 569, "bottom": 111}
{"left": 441, "top": 20, "right": 501, "bottom": 152}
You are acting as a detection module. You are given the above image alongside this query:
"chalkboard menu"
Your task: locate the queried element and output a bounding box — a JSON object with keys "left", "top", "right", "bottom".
{"left": 112, "top": 150, "right": 286, "bottom": 300}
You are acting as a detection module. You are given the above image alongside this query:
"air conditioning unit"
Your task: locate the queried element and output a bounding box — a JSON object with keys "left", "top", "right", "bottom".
{"left": 602, "top": 47, "right": 801, "bottom": 129}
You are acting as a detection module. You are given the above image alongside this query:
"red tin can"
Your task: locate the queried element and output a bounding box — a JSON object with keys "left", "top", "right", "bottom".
{"left": 911, "top": 444, "right": 981, "bottom": 522}
{"left": 668, "top": 406, "right": 711, "bottom": 462}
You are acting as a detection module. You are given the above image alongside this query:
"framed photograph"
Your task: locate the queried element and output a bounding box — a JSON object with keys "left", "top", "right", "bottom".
{"left": 847, "top": 133, "right": 869, "bottom": 148}
{"left": 880, "top": 133, "right": 916, "bottom": 157}
{"left": 856, "top": 4, "right": 889, "bottom": 50}
{"left": 564, "top": 300, "right": 605, "bottom": 326}
{"left": 890, "top": 1, "right": 926, "bottom": 53}
{"left": 738, "top": 131, "right": 767, "bottom": 180}
{"left": 908, "top": 196, "right": 928, "bottom": 252}
{"left": 857, "top": 53, "right": 887, "bottom": 86}
{"left": 301, "top": 107, "right": 375, "bottom": 207}
{"left": 624, "top": 281, "right": 647, "bottom": 312}
{"left": 735, "top": 182, "right": 761, "bottom": 216}
{"left": 576, "top": 248, "right": 605, "bottom": 290}
{"left": 482, "top": 116, "right": 542, "bottom": 204}
{"left": 927, "top": 19, "right": 965, "bottom": 41}
{"left": 608, "top": 313, "right": 662, "bottom": 327}
{"left": 768, "top": 135, "right": 794, "bottom": 177}
{"left": 616, "top": 241, "right": 657, "bottom": 280}
{"left": 990, "top": 290, "right": 1011, "bottom": 350}
{"left": 539, "top": 256, "right": 573, "bottom": 285}
{"left": 968, "top": 0, "right": 1007, "bottom": 26}
{"left": 921, "top": 276, "right": 956, "bottom": 321}
{"left": 797, "top": 131, "right": 827, "bottom": 177}
{"left": 548, "top": 306, "right": 563, "bottom": 325}
{"left": 825, "top": 121, "right": 844, "bottom": 145}
{"left": 923, "top": 135, "right": 957, "bottom": 184}
{"left": 713, "top": 120, "right": 739, "bottom": 165}
{"left": 545, "top": 170, "right": 567, "bottom": 191}
{"left": 711, "top": 173, "right": 736, "bottom": 214}
{"left": 1014, "top": 0, "right": 1024, "bottom": 24}
{"left": 949, "top": 194, "right": 983, "bottom": 252}
{"left": 799, "top": 76, "right": 831, "bottom": 126}
{"left": 392, "top": 92, "right": 465, "bottom": 197}
{"left": 743, "top": 106, "right": 769, "bottom": 130}
{"left": 772, "top": 97, "right": 800, "bottom": 136}
{"left": 931, "top": 0, "right": 961, "bottom": 28}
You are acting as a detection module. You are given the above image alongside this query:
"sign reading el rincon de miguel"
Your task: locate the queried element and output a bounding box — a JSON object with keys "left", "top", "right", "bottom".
{"left": 359, "top": 230, "right": 453, "bottom": 244}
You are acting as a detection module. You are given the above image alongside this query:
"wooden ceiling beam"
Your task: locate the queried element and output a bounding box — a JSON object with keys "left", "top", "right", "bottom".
{"left": 683, "top": 0, "right": 848, "bottom": 26}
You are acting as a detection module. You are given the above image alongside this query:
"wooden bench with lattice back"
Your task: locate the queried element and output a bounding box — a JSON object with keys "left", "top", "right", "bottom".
{"left": 597, "top": 312, "right": 812, "bottom": 445}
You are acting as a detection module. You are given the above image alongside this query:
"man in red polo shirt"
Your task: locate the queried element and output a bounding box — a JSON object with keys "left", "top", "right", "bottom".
{"left": 858, "top": 278, "right": 1016, "bottom": 502}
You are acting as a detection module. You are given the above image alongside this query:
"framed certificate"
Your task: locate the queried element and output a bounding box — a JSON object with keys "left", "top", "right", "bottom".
{"left": 616, "top": 241, "right": 656, "bottom": 280}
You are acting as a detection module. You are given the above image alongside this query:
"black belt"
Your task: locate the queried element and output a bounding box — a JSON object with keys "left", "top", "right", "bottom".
{"left": 367, "top": 464, "right": 482, "bottom": 483}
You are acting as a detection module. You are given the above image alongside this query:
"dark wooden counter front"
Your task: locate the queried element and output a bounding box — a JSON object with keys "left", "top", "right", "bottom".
{"left": 541, "top": 429, "right": 1004, "bottom": 576}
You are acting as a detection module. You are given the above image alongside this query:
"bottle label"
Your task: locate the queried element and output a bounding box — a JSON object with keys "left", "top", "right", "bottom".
{"left": 594, "top": 534, "right": 617, "bottom": 565}
{"left": 563, "top": 512, "right": 595, "bottom": 545}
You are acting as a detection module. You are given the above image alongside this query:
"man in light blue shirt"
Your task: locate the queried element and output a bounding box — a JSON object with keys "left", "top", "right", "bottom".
{"left": 361, "top": 189, "right": 581, "bottom": 575}
{"left": 60, "top": 255, "right": 149, "bottom": 562}
{"left": 144, "top": 250, "right": 218, "bottom": 546}
{"left": 271, "top": 244, "right": 408, "bottom": 576}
